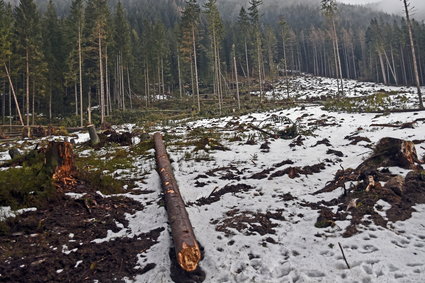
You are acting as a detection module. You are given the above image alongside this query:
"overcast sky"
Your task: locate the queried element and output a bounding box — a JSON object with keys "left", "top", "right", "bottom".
{"left": 337, "top": 0, "right": 425, "bottom": 20}
{"left": 338, "top": 0, "right": 379, "bottom": 4}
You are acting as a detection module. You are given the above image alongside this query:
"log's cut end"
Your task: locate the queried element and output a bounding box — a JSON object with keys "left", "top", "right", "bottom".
{"left": 178, "top": 242, "right": 201, "bottom": 272}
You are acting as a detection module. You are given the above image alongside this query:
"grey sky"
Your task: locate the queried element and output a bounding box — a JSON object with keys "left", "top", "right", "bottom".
{"left": 337, "top": 0, "right": 425, "bottom": 20}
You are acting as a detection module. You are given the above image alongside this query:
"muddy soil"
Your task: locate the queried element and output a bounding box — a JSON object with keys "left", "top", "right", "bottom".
{"left": 0, "top": 181, "right": 162, "bottom": 282}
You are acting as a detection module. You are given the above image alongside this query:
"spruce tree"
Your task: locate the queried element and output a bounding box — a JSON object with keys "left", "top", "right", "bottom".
{"left": 15, "top": 0, "right": 44, "bottom": 129}
{"left": 66, "top": 0, "right": 85, "bottom": 126}
{"left": 43, "top": 0, "right": 65, "bottom": 122}
{"left": 204, "top": 0, "right": 224, "bottom": 114}
{"left": 181, "top": 0, "right": 201, "bottom": 112}
{"left": 248, "top": 0, "right": 264, "bottom": 102}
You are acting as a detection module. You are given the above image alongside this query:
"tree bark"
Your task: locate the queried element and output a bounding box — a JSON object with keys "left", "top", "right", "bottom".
{"left": 244, "top": 39, "right": 250, "bottom": 78}
{"left": 78, "top": 24, "right": 84, "bottom": 127}
{"left": 45, "top": 141, "right": 76, "bottom": 182}
{"left": 403, "top": 0, "right": 424, "bottom": 108}
{"left": 87, "top": 124, "right": 100, "bottom": 146}
{"left": 98, "top": 32, "right": 105, "bottom": 124}
{"left": 177, "top": 54, "right": 183, "bottom": 99}
{"left": 4, "top": 64, "right": 24, "bottom": 126}
{"left": 192, "top": 26, "right": 200, "bottom": 112}
{"left": 233, "top": 46, "right": 241, "bottom": 111}
{"left": 153, "top": 132, "right": 201, "bottom": 272}
{"left": 26, "top": 48, "right": 30, "bottom": 137}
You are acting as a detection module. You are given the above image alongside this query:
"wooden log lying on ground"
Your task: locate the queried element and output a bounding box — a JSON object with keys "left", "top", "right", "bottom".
{"left": 153, "top": 132, "right": 201, "bottom": 272}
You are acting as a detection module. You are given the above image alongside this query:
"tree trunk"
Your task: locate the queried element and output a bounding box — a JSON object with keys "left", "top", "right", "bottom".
{"left": 4, "top": 64, "right": 24, "bottom": 126}
{"left": 2, "top": 79, "right": 5, "bottom": 124}
{"left": 127, "top": 66, "right": 132, "bottom": 109}
{"left": 378, "top": 51, "right": 387, "bottom": 85}
{"left": 75, "top": 82, "right": 78, "bottom": 116}
{"left": 146, "top": 63, "right": 150, "bottom": 107}
{"left": 177, "top": 54, "right": 183, "bottom": 99}
{"left": 192, "top": 26, "right": 200, "bottom": 112}
{"left": 98, "top": 32, "right": 105, "bottom": 124}
{"left": 88, "top": 91, "right": 92, "bottom": 125}
{"left": 105, "top": 45, "right": 111, "bottom": 116}
{"left": 244, "top": 39, "right": 250, "bottom": 78}
{"left": 332, "top": 35, "right": 341, "bottom": 94}
{"left": 26, "top": 48, "right": 30, "bottom": 137}
{"left": 78, "top": 24, "right": 84, "bottom": 127}
{"left": 333, "top": 19, "right": 344, "bottom": 95}
{"left": 256, "top": 35, "right": 263, "bottom": 103}
{"left": 121, "top": 56, "right": 126, "bottom": 110}
{"left": 32, "top": 81, "right": 35, "bottom": 125}
{"left": 153, "top": 132, "right": 201, "bottom": 272}
{"left": 401, "top": 46, "right": 408, "bottom": 85}
{"left": 233, "top": 47, "right": 241, "bottom": 111}
{"left": 403, "top": 0, "right": 423, "bottom": 108}
{"left": 87, "top": 124, "right": 100, "bottom": 146}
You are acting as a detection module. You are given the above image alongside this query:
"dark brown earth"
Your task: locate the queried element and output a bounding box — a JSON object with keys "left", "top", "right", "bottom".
{"left": 190, "top": 184, "right": 253, "bottom": 206}
{"left": 311, "top": 138, "right": 425, "bottom": 238}
{"left": 0, "top": 179, "right": 163, "bottom": 283}
{"left": 212, "top": 209, "right": 286, "bottom": 237}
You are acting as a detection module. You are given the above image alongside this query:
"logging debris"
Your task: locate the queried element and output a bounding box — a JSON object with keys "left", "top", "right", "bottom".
{"left": 311, "top": 138, "right": 425, "bottom": 237}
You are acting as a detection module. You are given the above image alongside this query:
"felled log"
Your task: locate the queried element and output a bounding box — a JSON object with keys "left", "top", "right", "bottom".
{"left": 87, "top": 124, "right": 100, "bottom": 146}
{"left": 153, "top": 132, "right": 201, "bottom": 272}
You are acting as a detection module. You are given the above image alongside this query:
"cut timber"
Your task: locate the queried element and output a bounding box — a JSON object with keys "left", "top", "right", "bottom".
{"left": 153, "top": 132, "right": 201, "bottom": 272}
{"left": 87, "top": 124, "right": 100, "bottom": 146}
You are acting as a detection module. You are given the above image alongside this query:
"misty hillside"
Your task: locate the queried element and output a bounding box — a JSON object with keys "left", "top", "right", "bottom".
{"left": 371, "top": 0, "right": 425, "bottom": 20}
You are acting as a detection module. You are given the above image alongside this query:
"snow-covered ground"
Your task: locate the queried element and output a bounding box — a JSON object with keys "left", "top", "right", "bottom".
{"left": 265, "top": 74, "right": 424, "bottom": 110}
{"left": 1, "top": 75, "right": 425, "bottom": 282}
{"left": 118, "top": 105, "right": 425, "bottom": 283}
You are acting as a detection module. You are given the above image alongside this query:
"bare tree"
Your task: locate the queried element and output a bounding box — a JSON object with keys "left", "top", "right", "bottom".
{"left": 402, "top": 0, "right": 424, "bottom": 109}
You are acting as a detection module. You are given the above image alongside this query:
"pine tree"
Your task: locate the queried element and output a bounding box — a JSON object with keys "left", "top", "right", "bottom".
{"left": 85, "top": 0, "right": 109, "bottom": 124}
{"left": 66, "top": 0, "right": 85, "bottom": 126}
{"left": 43, "top": 0, "right": 65, "bottom": 123}
{"left": 181, "top": 0, "right": 201, "bottom": 112}
{"left": 248, "top": 0, "right": 264, "bottom": 102}
{"left": 0, "top": 0, "right": 24, "bottom": 126}
{"left": 113, "top": 1, "right": 131, "bottom": 110}
{"left": 237, "top": 7, "right": 251, "bottom": 78}
{"left": 321, "top": 0, "right": 344, "bottom": 95}
{"left": 204, "top": 0, "right": 224, "bottom": 114}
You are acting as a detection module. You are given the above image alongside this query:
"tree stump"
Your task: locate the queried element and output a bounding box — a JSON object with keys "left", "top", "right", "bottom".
{"left": 8, "top": 148, "right": 22, "bottom": 160}
{"left": 357, "top": 138, "right": 422, "bottom": 171}
{"left": 87, "top": 124, "right": 100, "bottom": 146}
{"left": 45, "top": 141, "right": 76, "bottom": 183}
{"left": 153, "top": 132, "right": 201, "bottom": 272}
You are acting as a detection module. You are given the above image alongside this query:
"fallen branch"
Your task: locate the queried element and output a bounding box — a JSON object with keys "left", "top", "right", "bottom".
{"left": 338, "top": 242, "right": 351, "bottom": 269}
{"left": 153, "top": 132, "right": 201, "bottom": 272}
{"left": 247, "top": 124, "right": 278, "bottom": 138}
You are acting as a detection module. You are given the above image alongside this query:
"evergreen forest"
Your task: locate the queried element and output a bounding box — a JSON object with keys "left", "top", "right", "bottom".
{"left": 1, "top": 0, "right": 425, "bottom": 127}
